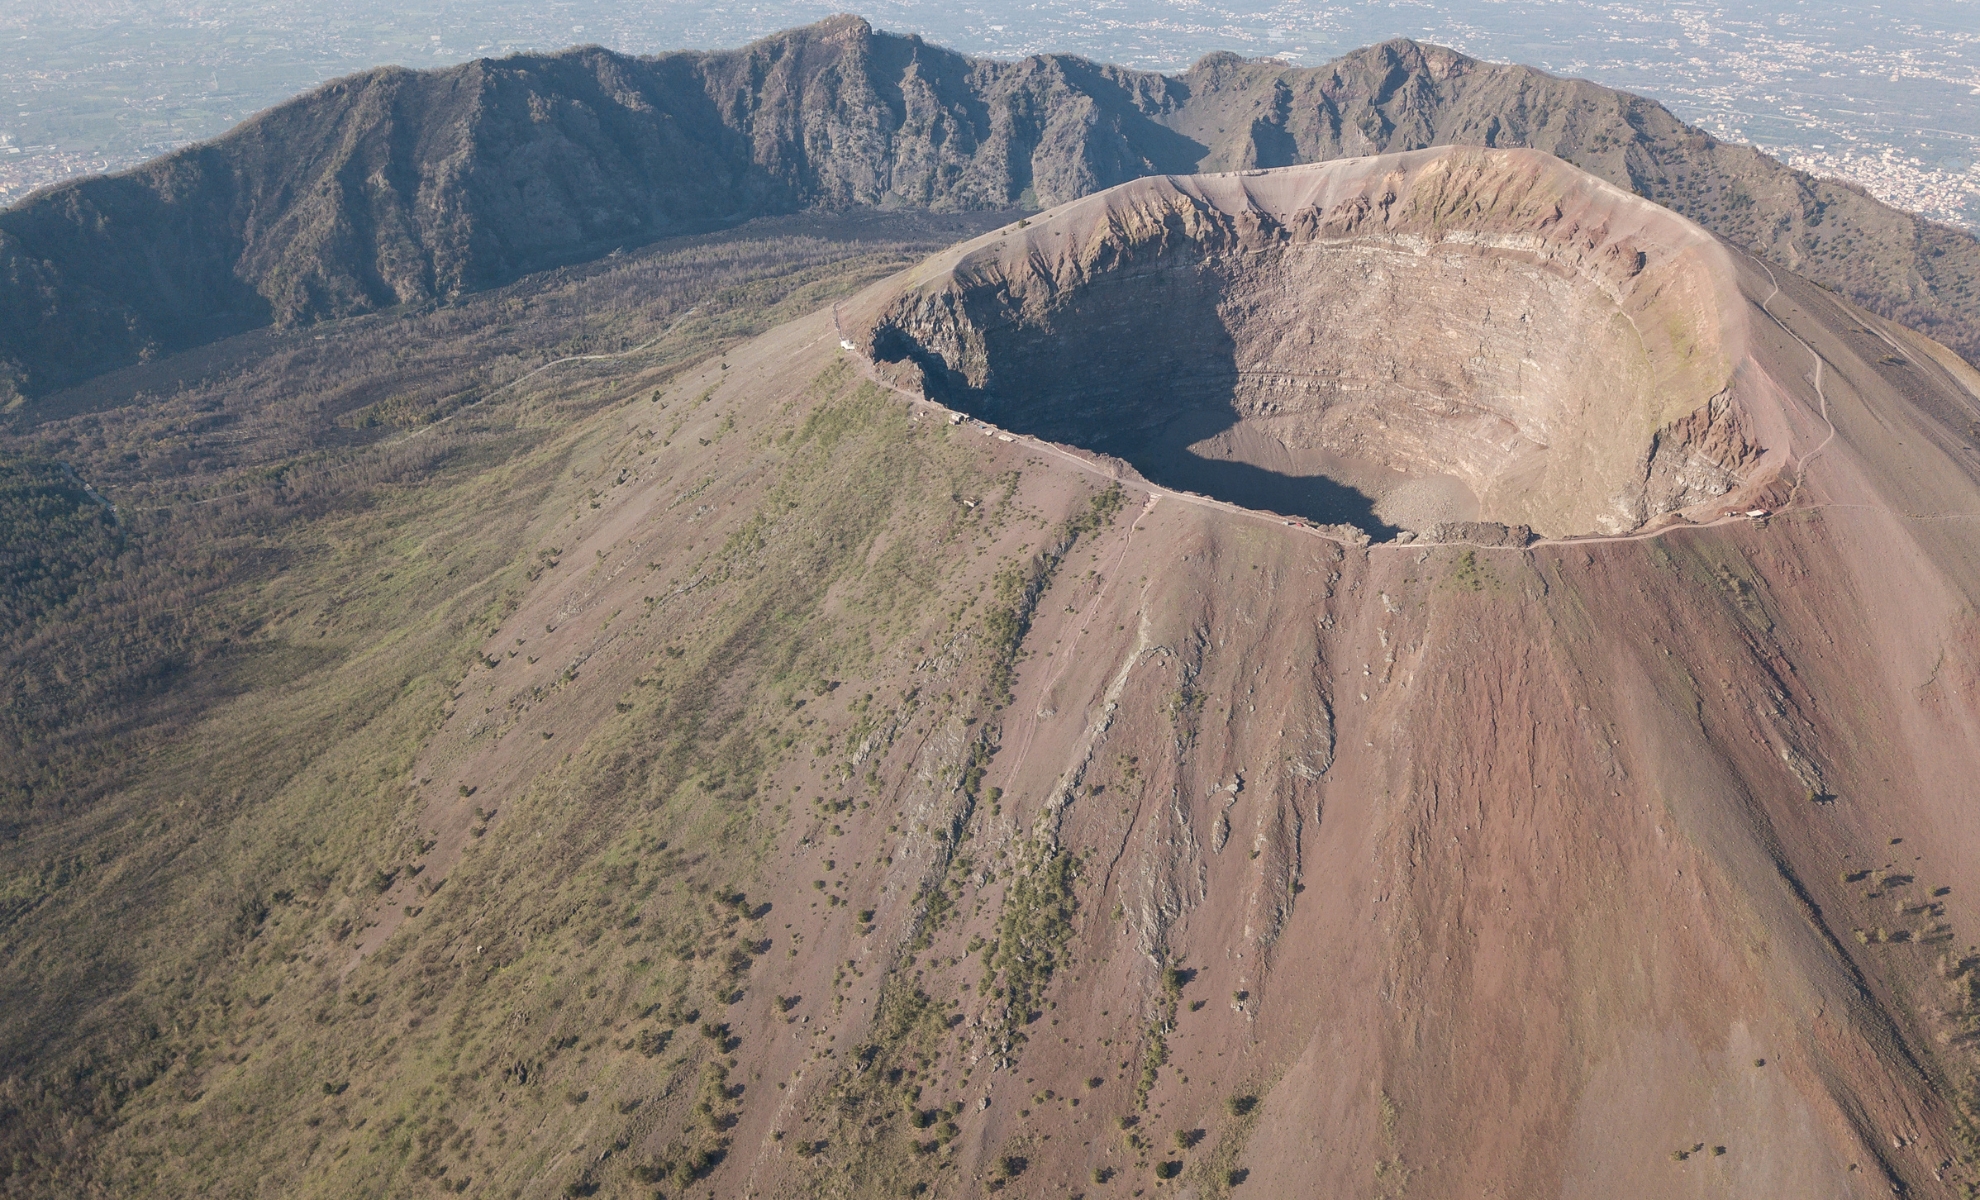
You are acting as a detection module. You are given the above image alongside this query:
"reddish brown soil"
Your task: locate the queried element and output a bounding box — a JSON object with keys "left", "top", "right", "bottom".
{"left": 349, "top": 155, "right": 1980, "bottom": 1198}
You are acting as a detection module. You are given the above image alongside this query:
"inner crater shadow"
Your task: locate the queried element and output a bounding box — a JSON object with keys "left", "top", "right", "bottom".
{"left": 877, "top": 301, "right": 1402, "bottom": 540}
{"left": 1085, "top": 410, "right": 1402, "bottom": 539}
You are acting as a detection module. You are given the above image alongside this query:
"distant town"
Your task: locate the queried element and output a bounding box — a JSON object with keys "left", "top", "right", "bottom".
{"left": 2, "top": 0, "right": 1975, "bottom": 229}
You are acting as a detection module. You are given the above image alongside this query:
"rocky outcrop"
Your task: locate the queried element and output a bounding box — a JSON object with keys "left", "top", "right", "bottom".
{"left": 1643, "top": 388, "right": 1761, "bottom": 520}
{"left": 1413, "top": 521, "right": 1535, "bottom": 547}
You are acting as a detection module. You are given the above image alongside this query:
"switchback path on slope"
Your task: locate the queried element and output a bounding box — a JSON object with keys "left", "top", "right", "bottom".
{"left": 1758, "top": 261, "right": 1839, "bottom": 504}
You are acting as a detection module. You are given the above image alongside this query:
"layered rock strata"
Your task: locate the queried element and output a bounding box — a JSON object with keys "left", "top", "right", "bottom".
{"left": 854, "top": 147, "right": 1774, "bottom": 538}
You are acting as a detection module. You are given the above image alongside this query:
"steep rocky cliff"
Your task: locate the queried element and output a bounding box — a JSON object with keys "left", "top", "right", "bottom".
{"left": 2, "top": 18, "right": 1977, "bottom": 402}
{"left": 855, "top": 149, "right": 1767, "bottom": 538}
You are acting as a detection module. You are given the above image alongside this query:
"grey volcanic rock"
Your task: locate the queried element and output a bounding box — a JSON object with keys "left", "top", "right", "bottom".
{"left": 2, "top": 17, "right": 1977, "bottom": 400}
{"left": 852, "top": 149, "right": 1774, "bottom": 539}
{"left": 1415, "top": 521, "right": 1535, "bottom": 548}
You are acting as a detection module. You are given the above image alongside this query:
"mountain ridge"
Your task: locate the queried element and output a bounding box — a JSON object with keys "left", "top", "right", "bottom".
{"left": 2, "top": 16, "right": 1978, "bottom": 403}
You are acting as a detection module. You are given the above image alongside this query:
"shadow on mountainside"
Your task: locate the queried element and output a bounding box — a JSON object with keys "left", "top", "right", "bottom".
{"left": 877, "top": 311, "right": 1398, "bottom": 538}
{"left": 1081, "top": 404, "right": 1399, "bottom": 537}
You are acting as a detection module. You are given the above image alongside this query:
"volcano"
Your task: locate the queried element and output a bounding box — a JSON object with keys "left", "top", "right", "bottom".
{"left": 5, "top": 148, "right": 1980, "bottom": 1199}
{"left": 358, "top": 149, "right": 1980, "bottom": 1197}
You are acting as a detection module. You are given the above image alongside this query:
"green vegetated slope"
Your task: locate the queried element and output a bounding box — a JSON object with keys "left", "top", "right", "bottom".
{"left": 0, "top": 454, "right": 120, "bottom": 640}
{"left": 92, "top": 365, "right": 988, "bottom": 1198}
{"left": 0, "top": 213, "right": 1007, "bottom": 1194}
{"left": 2, "top": 208, "right": 1001, "bottom": 820}
{"left": 2, "top": 18, "right": 1978, "bottom": 398}
{"left": 0, "top": 231, "right": 1146, "bottom": 1195}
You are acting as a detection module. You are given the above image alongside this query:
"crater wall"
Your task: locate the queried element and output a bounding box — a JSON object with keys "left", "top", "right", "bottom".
{"left": 854, "top": 148, "right": 1765, "bottom": 538}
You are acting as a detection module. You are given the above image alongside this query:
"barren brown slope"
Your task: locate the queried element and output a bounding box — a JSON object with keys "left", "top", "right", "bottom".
{"left": 11, "top": 155, "right": 1980, "bottom": 1198}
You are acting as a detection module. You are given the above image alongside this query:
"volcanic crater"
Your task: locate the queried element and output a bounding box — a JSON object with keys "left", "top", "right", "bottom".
{"left": 854, "top": 147, "right": 1772, "bottom": 540}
